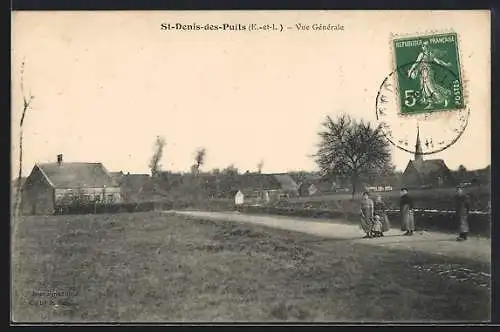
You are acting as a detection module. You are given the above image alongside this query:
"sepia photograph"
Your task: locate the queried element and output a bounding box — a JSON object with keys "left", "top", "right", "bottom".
{"left": 11, "top": 10, "right": 491, "bottom": 323}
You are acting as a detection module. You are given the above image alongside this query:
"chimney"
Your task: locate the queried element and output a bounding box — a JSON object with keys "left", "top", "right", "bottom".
{"left": 57, "top": 154, "right": 63, "bottom": 166}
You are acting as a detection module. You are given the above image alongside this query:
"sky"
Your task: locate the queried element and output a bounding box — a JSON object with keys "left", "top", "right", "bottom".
{"left": 11, "top": 11, "right": 491, "bottom": 179}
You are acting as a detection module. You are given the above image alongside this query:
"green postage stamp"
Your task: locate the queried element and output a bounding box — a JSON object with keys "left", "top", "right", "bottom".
{"left": 392, "top": 32, "right": 465, "bottom": 115}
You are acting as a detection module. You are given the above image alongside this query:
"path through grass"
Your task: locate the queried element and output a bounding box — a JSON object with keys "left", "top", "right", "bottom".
{"left": 12, "top": 212, "right": 490, "bottom": 322}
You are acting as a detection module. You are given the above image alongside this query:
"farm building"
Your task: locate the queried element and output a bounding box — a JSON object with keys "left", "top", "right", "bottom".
{"left": 298, "top": 182, "right": 320, "bottom": 196}
{"left": 272, "top": 173, "right": 299, "bottom": 195}
{"left": 183, "top": 172, "right": 299, "bottom": 199}
{"left": 451, "top": 165, "right": 491, "bottom": 186}
{"left": 296, "top": 174, "right": 322, "bottom": 196}
{"left": 295, "top": 174, "right": 341, "bottom": 197}
{"left": 110, "top": 171, "right": 125, "bottom": 184}
{"left": 236, "top": 173, "right": 299, "bottom": 198}
{"left": 363, "top": 173, "right": 401, "bottom": 192}
{"left": 231, "top": 173, "right": 299, "bottom": 204}
{"left": 402, "top": 128, "right": 452, "bottom": 188}
{"left": 21, "top": 154, "right": 123, "bottom": 215}
{"left": 234, "top": 189, "right": 270, "bottom": 206}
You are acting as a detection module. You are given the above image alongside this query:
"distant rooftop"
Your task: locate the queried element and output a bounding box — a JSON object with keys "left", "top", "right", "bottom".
{"left": 37, "top": 162, "right": 119, "bottom": 188}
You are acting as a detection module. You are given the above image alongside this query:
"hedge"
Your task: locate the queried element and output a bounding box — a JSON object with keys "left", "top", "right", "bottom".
{"left": 54, "top": 202, "right": 160, "bottom": 215}
{"left": 237, "top": 205, "right": 491, "bottom": 237}
{"left": 52, "top": 198, "right": 235, "bottom": 215}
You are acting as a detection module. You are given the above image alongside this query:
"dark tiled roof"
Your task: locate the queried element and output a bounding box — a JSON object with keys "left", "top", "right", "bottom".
{"left": 150, "top": 172, "right": 298, "bottom": 195}
{"left": 298, "top": 176, "right": 335, "bottom": 191}
{"left": 193, "top": 173, "right": 288, "bottom": 192}
{"left": 110, "top": 171, "right": 125, "bottom": 184}
{"left": 411, "top": 159, "right": 450, "bottom": 175}
{"left": 236, "top": 173, "right": 282, "bottom": 191}
{"left": 272, "top": 174, "right": 299, "bottom": 191}
{"left": 37, "top": 162, "right": 119, "bottom": 188}
{"left": 237, "top": 189, "right": 262, "bottom": 197}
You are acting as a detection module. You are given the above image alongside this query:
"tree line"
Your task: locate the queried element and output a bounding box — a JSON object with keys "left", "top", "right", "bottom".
{"left": 144, "top": 113, "right": 396, "bottom": 199}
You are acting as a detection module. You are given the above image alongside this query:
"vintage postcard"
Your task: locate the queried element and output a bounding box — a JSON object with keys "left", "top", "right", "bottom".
{"left": 11, "top": 10, "right": 491, "bottom": 323}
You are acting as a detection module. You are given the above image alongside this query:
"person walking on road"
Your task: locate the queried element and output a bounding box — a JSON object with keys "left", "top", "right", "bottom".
{"left": 455, "top": 186, "right": 471, "bottom": 241}
{"left": 400, "top": 188, "right": 415, "bottom": 236}
{"left": 360, "top": 192, "right": 374, "bottom": 238}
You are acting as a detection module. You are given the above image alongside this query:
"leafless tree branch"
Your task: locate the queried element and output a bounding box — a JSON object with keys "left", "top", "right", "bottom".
{"left": 192, "top": 147, "right": 206, "bottom": 175}
{"left": 14, "top": 60, "right": 35, "bottom": 219}
{"left": 314, "top": 113, "right": 393, "bottom": 197}
{"left": 149, "top": 136, "right": 166, "bottom": 177}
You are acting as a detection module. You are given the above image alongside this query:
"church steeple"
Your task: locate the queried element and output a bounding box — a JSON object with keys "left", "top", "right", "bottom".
{"left": 415, "top": 125, "right": 424, "bottom": 163}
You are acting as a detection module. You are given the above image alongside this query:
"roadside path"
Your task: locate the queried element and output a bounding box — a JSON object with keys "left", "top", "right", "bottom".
{"left": 165, "top": 210, "right": 491, "bottom": 264}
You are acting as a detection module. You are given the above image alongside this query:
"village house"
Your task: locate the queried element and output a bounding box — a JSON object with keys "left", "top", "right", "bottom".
{"left": 295, "top": 174, "right": 344, "bottom": 197}
{"left": 272, "top": 173, "right": 300, "bottom": 197}
{"left": 234, "top": 189, "right": 269, "bottom": 206}
{"left": 363, "top": 172, "right": 401, "bottom": 192}
{"left": 232, "top": 173, "right": 299, "bottom": 205}
{"left": 21, "top": 154, "right": 122, "bottom": 215}
{"left": 298, "top": 182, "right": 319, "bottom": 197}
{"left": 402, "top": 127, "right": 452, "bottom": 188}
{"left": 451, "top": 165, "right": 491, "bottom": 187}
{"left": 296, "top": 174, "right": 323, "bottom": 197}
{"left": 110, "top": 171, "right": 125, "bottom": 184}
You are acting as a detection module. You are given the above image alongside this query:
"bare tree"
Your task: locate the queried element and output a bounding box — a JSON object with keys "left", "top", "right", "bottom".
{"left": 149, "top": 136, "right": 166, "bottom": 177}
{"left": 257, "top": 160, "right": 264, "bottom": 174}
{"left": 14, "top": 61, "right": 35, "bottom": 217}
{"left": 191, "top": 147, "right": 206, "bottom": 175}
{"left": 315, "top": 114, "right": 393, "bottom": 198}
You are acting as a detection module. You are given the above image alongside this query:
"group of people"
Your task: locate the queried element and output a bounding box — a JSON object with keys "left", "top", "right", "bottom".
{"left": 359, "top": 186, "right": 471, "bottom": 241}
{"left": 359, "top": 192, "right": 391, "bottom": 238}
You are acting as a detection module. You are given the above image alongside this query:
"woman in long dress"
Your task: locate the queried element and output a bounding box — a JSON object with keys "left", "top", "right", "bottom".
{"left": 359, "top": 192, "right": 374, "bottom": 238}
{"left": 455, "top": 186, "right": 471, "bottom": 241}
{"left": 399, "top": 188, "right": 415, "bottom": 236}
{"left": 373, "top": 195, "right": 390, "bottom": 237}
{"left": 407, "top": 40, "right": 453, "bottom": 110}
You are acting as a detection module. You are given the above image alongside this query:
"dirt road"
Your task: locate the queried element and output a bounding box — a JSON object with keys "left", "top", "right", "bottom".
{"left": 166, "top": 210, "right": 491, "bottom": 264}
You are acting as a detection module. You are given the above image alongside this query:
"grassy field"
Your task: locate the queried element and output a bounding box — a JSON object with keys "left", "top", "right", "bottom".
{"left": 12, "top": 212, "right": 490, "bottom": 322}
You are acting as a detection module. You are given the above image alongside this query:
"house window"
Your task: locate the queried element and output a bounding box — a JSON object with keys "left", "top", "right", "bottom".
{"left": 107, "top": 194, "right": 114, "bottom": 203}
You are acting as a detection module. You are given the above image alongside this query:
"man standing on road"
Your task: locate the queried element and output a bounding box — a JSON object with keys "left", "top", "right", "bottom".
{"left": 400, "top": 188, "right": 415, "bottom": 236}
{"left": 455, "top": 186, "right": 471, "bottom": 241}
